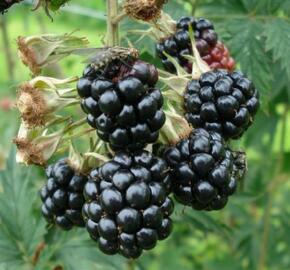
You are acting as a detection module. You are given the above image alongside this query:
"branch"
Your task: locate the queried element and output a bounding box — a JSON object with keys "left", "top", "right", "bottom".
{"left": 106, "top": 0, "right": 119, "bottom": 46}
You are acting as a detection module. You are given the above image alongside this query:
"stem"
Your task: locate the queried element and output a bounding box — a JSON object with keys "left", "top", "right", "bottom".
{"left": 257, "top": 105, "right": 288, "bottom": 270}
{"left": 0, "top": 16, "right": 15, "bottom": 81}
{"left": 112, "top": 11, "right": 127, "bottom": 24}
{"left": 191, "top": 0, "right": 200, "bottom": 15}
{"left": 127, "top": 260, "right": 135, "bottom": 270}
{"left": 107, "top": 0, "right": 119, "bottom": 46}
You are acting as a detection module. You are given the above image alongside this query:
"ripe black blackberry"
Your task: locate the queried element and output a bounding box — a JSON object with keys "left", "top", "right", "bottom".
{"left": 0, "top": 0, "right": 22, "bottom": 13}
{"left": 156, "top": 17, "right": 219, "bottom": 73}
{"left": 82, "top": 150, "right": 174, "bottom": 258}
{"left": 77, "top": 58, "right": 165, "bottom": 151}
{"left": 184, "top": 70, "right": 260, "bottom": 140}
{"left": 163, "top": 128, "right": 241, "bottom": 211}
{"left": 40, "top": 159, "right": 87, "bottom": 230}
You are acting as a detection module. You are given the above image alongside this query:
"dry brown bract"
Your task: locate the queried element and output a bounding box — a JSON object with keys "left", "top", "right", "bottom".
{"left": 123, "top": 0, "right": 167, "bottom": 22}
{"left": 17, "top": 37, "right": 40, "bottom": 75}
{"left": 16, "top": 83, "right": 48, "bottom": 128}
{"left": 13, "top": 138, "right": 46, "bottom": 166}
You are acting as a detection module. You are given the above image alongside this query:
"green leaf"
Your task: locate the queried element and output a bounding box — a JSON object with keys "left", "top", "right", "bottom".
{"left": 265, "top": 19, "right": 290, "bottom": 79}
{"left": 225, "top": 19, "right": 272, "bottom": 96}
{"left": 0, "top": 148, "right": 46, "bottom": 269}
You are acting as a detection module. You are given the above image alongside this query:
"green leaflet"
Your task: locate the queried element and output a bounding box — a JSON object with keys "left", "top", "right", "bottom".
{"left": 0, "top": 148, "right": 46, "bottom": 269}
{"left": 265, "top": 19, "right": 290, "bottom": 79}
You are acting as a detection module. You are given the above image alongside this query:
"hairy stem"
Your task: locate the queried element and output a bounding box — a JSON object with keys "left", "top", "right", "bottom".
{"left": 107, "top": 0, "right": 119, "bottom": 46}
{"left": 257, "top": 105, "right": 288, "bottom": 270}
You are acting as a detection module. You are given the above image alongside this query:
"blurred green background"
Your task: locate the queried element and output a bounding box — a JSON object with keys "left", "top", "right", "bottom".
{"left": 0, "top": 0, "right": 290, "bottom": 269}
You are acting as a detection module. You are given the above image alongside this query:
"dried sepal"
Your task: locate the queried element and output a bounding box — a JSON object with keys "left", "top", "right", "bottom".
{"left": 69, "top": 149, "right": 110, "bottom": 174}
{"left": 123, "top": 0, "right": 167, "bottom": 22}
{"left": 159, "top": 103, "right": 192, "bottom": 146}
{"left": 187, "top": 26, "right": 211, "bottom": 79}
{"left": 16, "top": 76, "right": 79, "bottom": 128}
{"left": 128, "top": 11, "right": 176, "bottom": 41}
{"left": 158, "top": 69, "right": 190, "bottom": 96}
{"left": 14, "top": 123, "right": 64, "bottom": 166}
{"left": 17, "top": 33, "right": 89, "bottom": 75}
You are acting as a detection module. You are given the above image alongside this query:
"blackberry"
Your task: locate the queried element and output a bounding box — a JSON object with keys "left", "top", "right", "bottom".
{"left": 202, "top": 42, "right": 235, "bottom": 71}
{"left": 156, "top": 17, "right": 218, "bottom": 73}
{"left": 164, "top": 128, "right": 240, "bottom": 211}
{"left": 0, "top": 0, "right": 22, "bottom": 13}
{"left": 184, "top": 70, "right": 260, "bottom": 140}
{"left": 77, "top": 59, "right": 165, "bottom": 151}
{"left": 82, "top": 150, "right": 174, "bottom": 258}
{"left": 40, "top": 159, "right": 87, "bottom": 230}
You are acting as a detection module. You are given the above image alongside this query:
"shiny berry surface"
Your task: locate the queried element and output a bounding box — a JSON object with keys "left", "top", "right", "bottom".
{"left": 164, "top": 129, "right": 242, "bottom": 211}
{"left": 77, "top": 60, "right": 165, "bottom": 150}
{"left": 40, "top": 159, "right": 87, "bottom": 230}
{"left": 202, "top": 42, "right": 235, "bottom": 71}
{"left": 83, "top": 151, "right": 174, "bottom": 258}
{"left": 156, "top": 17, "right": 235, "bottom": 73}
{"left": 156, "top": 17, "right": 217, "bottom": 73}
{"left": 185, "top": 70, "right": 260, "bottom": 140}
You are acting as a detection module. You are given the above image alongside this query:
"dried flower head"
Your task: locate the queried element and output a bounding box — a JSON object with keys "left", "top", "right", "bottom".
{"left": 123, "top": 0, "right": 167, "bottom": 21}
{"left": 14, "top": 123, "right": 63, "bottom": 166}
{"left": 17, "top": 83, "right": 47, "bottom": 127}
{"left": 17, "top": 34, "right": 89, "bottom": 75}
{"left": 16, "top": 76, "right": 79, "bottom": 128}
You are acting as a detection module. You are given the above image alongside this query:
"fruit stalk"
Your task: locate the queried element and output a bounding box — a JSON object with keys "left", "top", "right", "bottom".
{"left": 107, "top": 0, "right": 119, "bottom": 46}
{"left": 127, "top": 260, "right": 135, "bottom": 270}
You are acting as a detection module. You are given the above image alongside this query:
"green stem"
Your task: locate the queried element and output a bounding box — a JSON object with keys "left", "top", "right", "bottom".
{"left": 112, "top": 11, "right": 127, "bottom": 25}
{"left": 107, "top": 0, "right": 119, "bottom": 46}
{"left": 191, "top": 0, "right": 200, "bottom": 15}
{"left": 257, "top": 105, "right": 288, "bottom": 270}
{"left": 127, "top": 260, "right": 135, "bottom": 270}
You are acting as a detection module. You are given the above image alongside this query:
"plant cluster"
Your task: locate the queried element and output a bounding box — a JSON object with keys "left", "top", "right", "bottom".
{"left": 12, "top": 0, "right": 262, "bottom": 262}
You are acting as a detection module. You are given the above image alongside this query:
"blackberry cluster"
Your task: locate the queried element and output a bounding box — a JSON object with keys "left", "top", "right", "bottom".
{"left": 202, "top": 42, "right": 235, "bottom": 71}
{"left": 156, "top": 17, "right": 218, "bottom": 73}
{"left": 82, "top": 150, "right": 174, "bottom": 258}
{"left": 77, "top": 60, "right": 165, "bottom": 151}
{"left": 164, "top": 129, "right": 238, "bottom": 211}
{"left": 184, "top": 70, "right": 260, "bottom": 140}
{"left": 40, "top": 159, "right": 87, "bottom": 230}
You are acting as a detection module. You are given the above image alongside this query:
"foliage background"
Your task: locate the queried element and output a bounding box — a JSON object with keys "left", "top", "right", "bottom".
{"left": 0, "top": 0, "right": 290, "bottom": 269}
